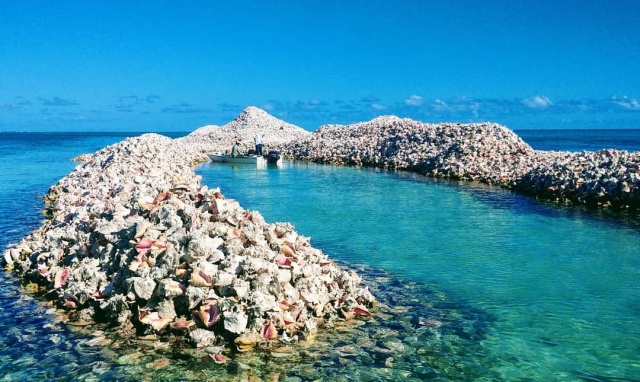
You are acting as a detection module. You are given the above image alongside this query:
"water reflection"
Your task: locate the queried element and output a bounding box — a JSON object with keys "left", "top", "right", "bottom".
{"left": 388, "top": 168, "right": 640, "bottom": 233}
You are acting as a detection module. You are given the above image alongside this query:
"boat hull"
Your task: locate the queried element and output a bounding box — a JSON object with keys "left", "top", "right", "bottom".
{"left": 266, "top": 150, "right": 281, "bottom": 164}
{"left": 208, "top": 152, "right": 266, "bottom": 165}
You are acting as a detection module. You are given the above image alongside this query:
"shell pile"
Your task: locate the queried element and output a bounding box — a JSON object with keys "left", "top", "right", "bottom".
{"left": 2, "top": 131, "right": 375, "bottom": 351}
{"left": 180, "top": 106, "right": 311, "bottom": 164}
{"left": 278, "top": 116, "right": 640, "bottom": 210}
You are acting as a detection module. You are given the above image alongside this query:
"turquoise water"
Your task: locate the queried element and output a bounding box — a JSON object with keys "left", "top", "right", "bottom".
{"left": 516, "top": 129, "right": 640, "bottom": 152}
{"left": 1, "top": 130, "right": 639, "bottom": 380}
{"left": 196, "top": 161, "right": 640, "bottom": 380}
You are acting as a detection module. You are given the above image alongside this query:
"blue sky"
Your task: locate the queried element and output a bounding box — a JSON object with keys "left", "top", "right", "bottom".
{"left": 1, "top": 1, "right": 639, "bottom": 132}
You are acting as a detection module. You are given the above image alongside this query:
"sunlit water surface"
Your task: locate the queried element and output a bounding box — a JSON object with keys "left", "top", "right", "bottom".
{"left": 196, "top": 160, "right": 640, "bottom": 381}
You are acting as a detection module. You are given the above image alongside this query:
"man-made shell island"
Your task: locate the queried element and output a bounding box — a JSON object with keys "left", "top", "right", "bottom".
{"left": 2, "top": 106, "right": 639, "bottom": 354}
{"left": 278, "top": 114, "right": 640, "bottom": 211}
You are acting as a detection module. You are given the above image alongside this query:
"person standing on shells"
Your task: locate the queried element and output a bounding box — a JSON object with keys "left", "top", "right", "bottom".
{"left": 231, "top": 141, "right": 243, "bottom": 157}
{"left": 254, "top": 134, "right": 263, "bottom": 156}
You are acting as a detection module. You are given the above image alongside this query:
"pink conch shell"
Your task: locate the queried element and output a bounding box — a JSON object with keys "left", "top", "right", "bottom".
{"left": 238, "top": 211, "right": 253, "bottom": 228}
{"left": 275, "top": 254, "right": 292, "bottom": 268}
{"left": 163, "top": 280, "right": 186, "bottom": 296}
{"left": 135, "top": 238, "right": 155, "bottom": 254}
{"left": 140, "top": 191, "right": 171, "bottom": 211}
{"left": 354, "top": 305, "right": 371, "bottom": 317}
{"left": 210, "top": 198, "right": 219, "bottom": 218}
{"left": 194, "top": 299, "right": 220, "bottom": 328}
{"left": 54, "top": 268, "right": 70, "bottom": 289}
{"left": 139, "top": 311, "right": 172, "bottom": 332}
{"left": 278, "top": 300, "right": 291, "bottom": 311}
{"left": 189, "top": 268, "right": 212, "bottom": 287}
{"left": 281, "top": 311, "right": 296, "bottom": 327}
{"left": 134, "top": 238, "right": 167, "bottom": 255}
{"left": 189, "top": 213, "right": 200, "bottom": 230}
{"left": 260, "top": 320, "right": 278, "bottom": 340}
{"left": 63, "top": 293, "right": 79, "bottom": 309}
{"left": 176, "top": 262, "right": 188, "bottom": 278}
{"left": 38, "top": 264, "right": 50, "bottom": 276}
{"left": 280, "top": 241, "right": 296, "bottom": 258}
{"left": 92, "top": 291, "right": 105, "bottom": 301}
{"left": 128, "top": 253, "right": 148, "bottom": 273}
{"left": 210, "top": 353, "right": 228, "bottom": 364}
{"left": 170, "top": 319, "right": 195, "bottom": 330}
{"left": 139, "top": 197, "right": 157, "bottom": 211}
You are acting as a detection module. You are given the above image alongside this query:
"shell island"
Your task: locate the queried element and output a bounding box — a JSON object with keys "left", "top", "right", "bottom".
{"left": 2, "top": 107, "right": 639, "bottom": 358}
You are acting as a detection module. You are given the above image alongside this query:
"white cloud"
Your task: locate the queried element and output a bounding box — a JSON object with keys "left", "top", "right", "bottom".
{"left": 371, "top": 103, "right": 386, "bottom": 110}
{"left": 430, "top": 98, "right": 479, "bottom": 117}
{"left": 523, "top": 96, "right": 552, "bottom": 108}
{"left": 404, "top": 94, "right": 423, "bottom": 106}
{"left": 613, "top": 96, "right": 640, "bottom": 110}
{"left": 432, "top": 99, "right": 448, "bottom": 111}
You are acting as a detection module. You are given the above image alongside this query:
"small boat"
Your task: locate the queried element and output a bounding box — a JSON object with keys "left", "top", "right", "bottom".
{"left": 265, "top": 150, "right": 282, "bottom": 165}
{"left": 208, "top": 152, "right": 266, "bottom": 165}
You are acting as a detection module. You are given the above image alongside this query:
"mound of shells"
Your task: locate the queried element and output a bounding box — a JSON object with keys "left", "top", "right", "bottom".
{"left": 180, "top": 106, "right": 311, "bottom": 164}
{"left": 517, "top": 149, "right": 640, "bottom": 209}
{"left": 279, "top": 116, "right": 537, "bottom": 186}
{"left": 278, "top": 115, "right": 640, "bottom": 210}
{"left": 2, "top": 132, "right": 376, "bottom": 352}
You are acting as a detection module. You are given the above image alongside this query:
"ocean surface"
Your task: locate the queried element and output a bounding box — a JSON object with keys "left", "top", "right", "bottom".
{"left": 515, "top": 128, "right": 640, "bottom": 152}
{"left": 0, "top": 129, "right": 639, "bottom": 381}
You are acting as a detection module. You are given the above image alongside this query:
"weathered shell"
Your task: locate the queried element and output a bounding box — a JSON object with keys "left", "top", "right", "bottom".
{"left": 186, "top": 234, "right": 224, "bottom": 262}
{"left": 194, "top": 300, "right": 220, "bottom": 328}
{"left": 54, "top": 268, "right": 70, "bottom": 289}
{"left": 170, "top": 319, "right": 195, "bottom": 330}
{"left": 234, "top": 333, "right": 259, "bottom": 352}
{"left": 189, "top": 268, "right": 212, "bottom": 287}
{"left": 175, "top": 262, "right": 188, "bottom": 278}
{"left": 139, "top": 311, "right": 171, "bottom": 332}
{"left": 132, "top": 277, "right": 156, "bottom": 300}
{"left": 260, "top": 320, "right": 278, "bottom": 340}
{"left": 231, "top": 279, "right": 249, "bottom": 299}
{"left": 159, "top": 279, "right": 186, "bottom": 299}
{"left": 280, "top": 242, "right": 296, "bottom": 258}
{"left": 189, "top": 328, "right": 216, "bottom": 348}
{"left": 223, "top": 306, "right": 248, "bottom": 334}
{"left": 214, "top": 270, "right": 234, "bottom": 287}
{"left": 209, "top": 353, "right": 228, "bottom": 364}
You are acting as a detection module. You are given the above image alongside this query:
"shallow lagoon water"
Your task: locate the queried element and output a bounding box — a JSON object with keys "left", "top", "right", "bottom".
{"left": 196, "top": 160, "right": 640, "bottom": 380}
{"left": 1, "top": 131, "right": 639, "bottom": 381}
